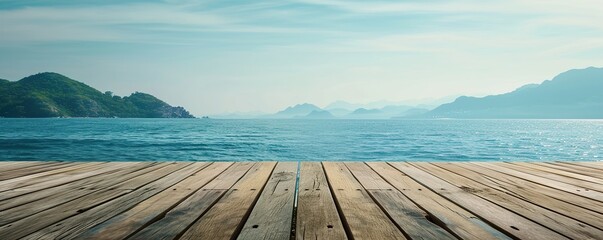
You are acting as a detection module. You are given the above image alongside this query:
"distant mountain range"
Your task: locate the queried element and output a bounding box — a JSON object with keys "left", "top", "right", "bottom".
{"left": 324, "top": 98, "right": 453, "bottom": 111}
{"left": 255, "top": 102, "right": 428, "bottom": 119}
{"left": 0, "top": 73, "right": 194, "bottom": 118}
{"left": 7, "top": 67, "right": 598, "bottom": 119}
{"left": 234, "top": 67, "right": 603, "bottom": 119}
{"left": 272, "top": 103, "right": 322, "bottom": 118}
{"left": 300, "top": 110, "right": 335, "bottom": 119}
{"left": 427, "top": 67, "right": 603, "bottom": 118}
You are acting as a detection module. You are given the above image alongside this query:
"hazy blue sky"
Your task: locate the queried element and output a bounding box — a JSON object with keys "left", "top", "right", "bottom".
{"left": 1, "top": 0, "right": 602, "bottom": 115}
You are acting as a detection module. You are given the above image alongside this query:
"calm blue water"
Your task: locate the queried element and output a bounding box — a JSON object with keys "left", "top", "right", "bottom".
{"left": 0, "top": 119, "right": 601, "bottom": 161}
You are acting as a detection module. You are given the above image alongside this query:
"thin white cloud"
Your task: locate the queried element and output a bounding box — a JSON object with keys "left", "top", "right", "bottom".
{"left": 2, "top": 0, "right": 602, "bottom": 46}
{"left": 0, "top": 3, "right": 227, "bottom": 43}
{"left": 294, "top": 0, "right": 603, "bottom": 16}
{"left": 0, "top": 2, "right": 321, "bottom": 44}
{"left": 0, "top": 4, "right": 228, "bottom": 26}
{"left": 293, "top": 0, "right": 603, "bottom": 32}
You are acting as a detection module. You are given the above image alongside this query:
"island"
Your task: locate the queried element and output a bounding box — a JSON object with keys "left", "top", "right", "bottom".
{"left": 0, "top": 72, "right": 194, "bottom": 118}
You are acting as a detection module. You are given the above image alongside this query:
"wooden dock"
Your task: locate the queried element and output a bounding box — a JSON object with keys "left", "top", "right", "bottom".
{"left": 1, "top": 161, "right": 603, "bottom": 240}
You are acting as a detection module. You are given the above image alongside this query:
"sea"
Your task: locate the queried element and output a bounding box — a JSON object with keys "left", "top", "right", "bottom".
{"left": 0, "top": 118, "right": 601, "bottom": 161}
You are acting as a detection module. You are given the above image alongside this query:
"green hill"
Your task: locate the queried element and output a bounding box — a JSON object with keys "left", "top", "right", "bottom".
{"left": 0, "top": 72, "right": 194, "bottom": 118}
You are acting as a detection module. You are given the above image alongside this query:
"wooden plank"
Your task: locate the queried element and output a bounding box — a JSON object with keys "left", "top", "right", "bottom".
{"left": 502, "top": 162, "right": 603, "bottom": 192}
{"left": 345, "top": 162, "right": 456, "bottom": 240}
{"left": 367, "top": 162, "right": 511, "bottom": 240}
{"left": 540, "top": 162, "right": 603, "bottom": 179}
{"left": 522, "top": 162, "right": 603, "bottom": 183}
{"left": 2, "top": 160, "right": 603, "bottom": 240}
{"left": 476, "top": 162, "right": 603, "bottom": 202}
{"left": 0, "top": 162, "right": 159, "bottom": 225}
{"left": 0, "top": 162, "right": 74, "bottom": 181}
{"left": 437, "top": 162, "right": 603, "bottom": 230}
{"left": 0, "top": 162, "right": 136, "bottom": 201}
{"left": 563, "top": 162, "right": 603, "bottom": 171}
{"left": 238, "top": 162, "right": 298, "bottom": 240}
{"left": 296, "top": 162, "right": 346, "bottom": 240}
{"left": 130, "top": 162, "right": 254, "bottom": 240}
{"left": 557, "top": 161, "right": 603, "bottom": 168}
{"left": 549, "top": 162, "right": 603, "bottom": 178}
{"left": 414, "top": 162, "right": 603, "bottom": 239}
{"left": 0, "top": 162, "right": 160, "bottom": 211}
{"left": 0, "top": 161, "right": 65, "bottom": 172}
{"left": 390, "top": 162, "right": 567, "bottom": 240}
{"left": 0, "top": 162, "right": 191, "bottom": 240}
{"left": 79, "top": 162, "right": 231, "bottom": 239}
{"left": 453, "top": 162, "right": 603, "bottom": 215}
{"left": 323, "top": 162, "right": 407, "bottom": 240}
{"left": 0, "top": 161, "right": 44, "bottom": 169}
{"left": 0, "top": 161, "right": 62, "bottom": 174}
{"left": 179, "top": 162, "right": 276, "bottom": 240}
{"left": 0, "top": 162, "right": 107, "bottom": 192}
{"left": 23, "top": 162, "right": 210, "bottom": 240}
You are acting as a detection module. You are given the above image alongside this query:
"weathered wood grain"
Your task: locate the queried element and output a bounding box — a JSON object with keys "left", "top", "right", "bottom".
{"left": 476, "top": 162, "right": 603, "bottom": 202}
{"left": 345, "top": 162, "right": 456, "bottom": 240}
{"left": 179, "top": 162, "right": 276, "bottom": 240}
{"left": 1, "top": 162, "right": 191, "bottom": 240}
{"left": 0, "top": 161, "right": 63, "bottom": 175}
{"left": 519, "top": 162, "right": 603, "bottom": 184}
{"left": 0, "top": 162, "right": 107, "bottom": 192}
{"left": 238, "top": 162, "right": 298, "bottom": 240}
{"left": 563, "top": 162, "right": 603, "bottom": 171}
{"left": 502, "top": 162, "right": 603, "bottom": 192}
{"left": 541, "top": 162, "right": 603, "bottom": 179}
{"left": 323, "top": 162, "right": 407, "bottom": 240}
{"left": 80, "top": 162, "right": 231, "bottom": 240}
{"left": 129, "top": 162, "right": 254, "bottom": 240}
{"left": 367, "top": 162, "right": 511, "bottom": 240}
{"left": 0, "top": 161, "right": 601, "bottom": 240}
{"left": 0, "top": 162, "right": 161, "bottom": 211}
{"left": 24, "top": 162, "right": 208, "bottom": 240}
{"left": 415, "top": 162, "right": 603, "bottom": 239}
{"left": 0, "top": 162, "right": 74, "bottom": 181}
{"left": 436, "top": 162, "right": 603, "bottom": 230}
{"left": 391, "top": 162, "right": 567, "bottom": 240}
{"left": 0, "top": 162, "right": 135, "bottom": 201}
{"left": 553, "top": 162, "right": 603, "bottom": 174}
{"left": 0, "top": 162, "right": 158, "bottom": 225}
{"left": 458, "top": 162, "right": 603, "bottom": 215}
{"left": 296, "top": 162, "right": 347, "bottom": 240}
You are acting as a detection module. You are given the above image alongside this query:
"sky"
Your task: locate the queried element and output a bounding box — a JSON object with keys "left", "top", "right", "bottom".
{"left": 1, "top": 0, "right": 602, "bottom": 115}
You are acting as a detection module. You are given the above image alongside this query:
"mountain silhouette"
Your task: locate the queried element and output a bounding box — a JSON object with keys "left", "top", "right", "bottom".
{"left": 298, "top": 110, "right": 336, "bottom": 119}
{"left": 426, "top": 67, "right": 603, "bottom": 118}
{"left": 270, "top": 103, "right": 322, "bottom": 118}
